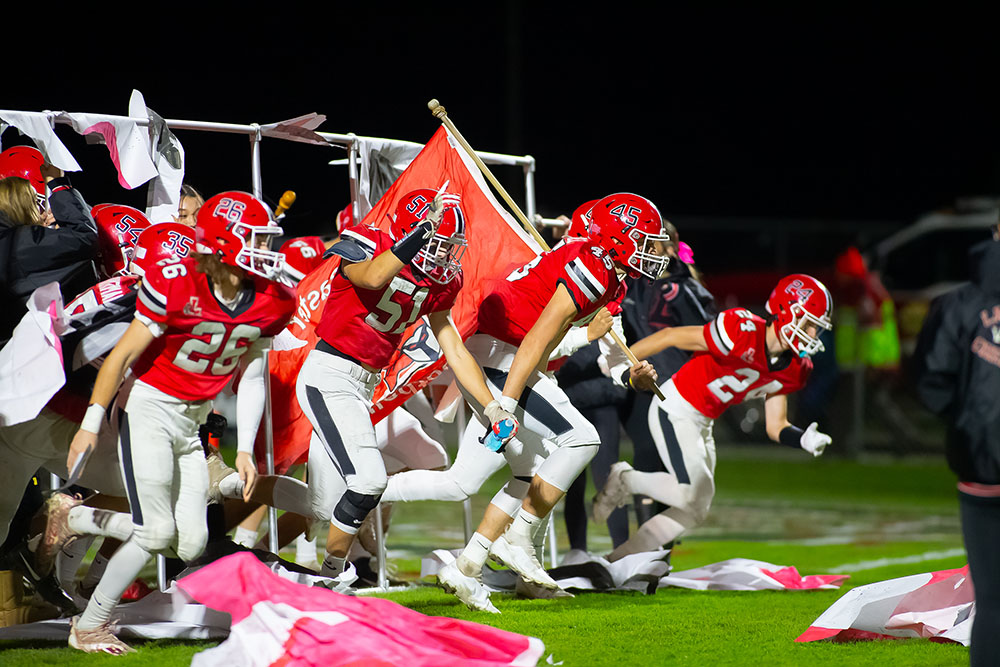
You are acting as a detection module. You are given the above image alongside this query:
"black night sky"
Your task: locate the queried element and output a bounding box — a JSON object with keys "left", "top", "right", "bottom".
{"left": 5, "top": 5, "right": 999, "bottom": 275}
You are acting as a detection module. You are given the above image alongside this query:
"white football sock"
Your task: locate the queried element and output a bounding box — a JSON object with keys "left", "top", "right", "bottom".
{"left": 508, "top": 507, "right": 542, "bottom": 545}
{"left": 458, "top": 532, "right": 493, "bottom": 576}
{"left": 218, "top": 472, "right": 244, "bottom": 499}
{"left": 67, "top": 506, "right": 134, "bottom": 541}
{"left": 233, "top": 526, "right": 258, "bottom": 548}
{"left": 320, "top": 554, "right": 346, "bottom": 579}
{"left": 76, "top": 539, "right": 152, "bottom": 630}
{"left": 295, "top": 532, "right": 318, "bottom": 565}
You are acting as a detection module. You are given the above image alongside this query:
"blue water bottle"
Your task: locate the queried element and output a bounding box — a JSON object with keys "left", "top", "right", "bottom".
{"left": 480, "top": 418, "right": 516, "bottom": 453}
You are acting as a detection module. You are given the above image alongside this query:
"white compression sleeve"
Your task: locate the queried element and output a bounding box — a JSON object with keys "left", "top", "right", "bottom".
{"left": 236, "top": 337, "right": 271, "bottom": 455}
{"left": 598, "top": 315, "right": 630, "bottom": 387}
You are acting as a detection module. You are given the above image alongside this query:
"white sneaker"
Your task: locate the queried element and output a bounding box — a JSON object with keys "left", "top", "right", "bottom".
{"left": 437, "top": 560, "right": 499, "bottom": 613}
{"left": 491, "top": 533, "right": 561, "bottom": 591}
{"left": 68, "top": 616, "right": 134, "bottom": 655}
{"left": 592, "top": 461, "right": 633, "bottom": 523}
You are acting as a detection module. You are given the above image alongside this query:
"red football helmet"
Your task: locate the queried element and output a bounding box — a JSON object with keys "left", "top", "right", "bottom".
{"left": 567, "top": 199, "right": 598, "bottom": 239}
{"left": 279, "top": 236, "right": 326, "bottom": 277}
{"left": 93, "top": 204, "right": 152, "bottom": 277}
{"left": 390, "top": 188, "right": 466, "bottom": 284}
{"left": 766, "top": 274, "right": 834, "bottom": 357}
{"left": 195, "top": 191, "right": 284, "bottom": 280}
{"left": 589, "top": 193, "right": 671, "bottom": 279}
{"left": 335, "top": 204, "right": 354, "bottom": 235}
{"left": 130, "top": 223, "right": 196, "bottom": 277}
{"left": 0, "top": 146, "right": 45, "bottom": 197}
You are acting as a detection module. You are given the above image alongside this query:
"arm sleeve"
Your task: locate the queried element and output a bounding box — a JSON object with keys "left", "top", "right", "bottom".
{"left": 598, "top": 316, "right": 631, "bottom": 387}
{"left": 235, "top": 336, "right": 272, "bottom": 455}
{"left": 549, "top": 325, "right": 591, "bottom": 361}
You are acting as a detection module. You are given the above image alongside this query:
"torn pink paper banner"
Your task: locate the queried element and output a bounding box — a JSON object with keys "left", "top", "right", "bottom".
{"left": 58, "top": 111, "right": 158, "bottom": 189}
{"left": 179, "top": 552, "right": 545, "bottom": 667}
{"left": 796, "top": 565, "right": 973, "bottom": 646}
{"left": 658, "top": 558, "right": 848, "bottom": 591}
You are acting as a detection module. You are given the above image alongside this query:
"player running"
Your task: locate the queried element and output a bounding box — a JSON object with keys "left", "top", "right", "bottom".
{"left": 46, "top": 191, "right": 294, "bottom": 654}
{"left": 437, "top": 193, "right": 663, "bottom": 612}
{"left": 218, "top": 186, "right": 502, "bottom": 588}
{"left": 592, "top": 274, "right": 834, "bottom": 560}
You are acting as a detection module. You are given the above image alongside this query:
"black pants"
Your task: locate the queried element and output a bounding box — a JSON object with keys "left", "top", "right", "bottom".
{"left": 564, "top": 405, "right": 629, "bottom": 550}
{"left": 960, "top": 488, "right": 1000, "bottom": 667}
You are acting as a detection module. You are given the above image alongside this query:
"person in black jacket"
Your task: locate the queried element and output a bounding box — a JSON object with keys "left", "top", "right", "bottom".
{"left": 914, "top": 223, "right": 1000, "bottom": 667}
{"left": 0, "top": 163, "right": 99, "bottom": 342}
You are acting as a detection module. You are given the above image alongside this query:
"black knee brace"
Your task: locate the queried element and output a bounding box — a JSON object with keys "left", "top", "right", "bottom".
{"left": 333, "top": 490, "right": 382, "bottom": 531}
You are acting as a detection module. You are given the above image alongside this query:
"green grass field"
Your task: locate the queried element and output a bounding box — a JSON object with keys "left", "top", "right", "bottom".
{"left": 0, "top": 445, "right": 968, "bottom": 665}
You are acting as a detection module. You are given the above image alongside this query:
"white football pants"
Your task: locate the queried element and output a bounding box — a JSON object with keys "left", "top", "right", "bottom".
{"left": 118, "top": 379, "right": 212, "bottom": 560}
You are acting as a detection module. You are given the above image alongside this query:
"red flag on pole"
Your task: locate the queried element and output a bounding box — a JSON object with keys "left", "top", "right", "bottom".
{"left": 258, "top": 127, "right": 541, "bottom": 472}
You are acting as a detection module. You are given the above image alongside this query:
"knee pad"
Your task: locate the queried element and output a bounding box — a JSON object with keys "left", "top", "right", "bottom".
{"left": 175, "top": 525, "right": 208, "bottom": 562}
{"left": 535, "top": 442, "right": 599, "bottom": 492}
{"left": 133, "top": 517, "right": 176, "bottom": 553}
{"left": 332, "top": 489, "right": 383, "bottom": 535}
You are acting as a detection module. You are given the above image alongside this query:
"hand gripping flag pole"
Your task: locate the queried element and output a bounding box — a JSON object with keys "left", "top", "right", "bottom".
{"left": 427, "top": 99, "right": 665, "bottom": 401}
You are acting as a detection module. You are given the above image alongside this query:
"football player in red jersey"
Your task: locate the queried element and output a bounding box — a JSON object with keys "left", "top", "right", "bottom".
{"left": 218, "top": 186, "right": 502, "bottom": 588}
{"left": 593, "top": 274, "right": 834, "bottom": 561}
{"left": 435, "top": 193, "right": 663, "bottom": 611}
{"left": 46, "top": 192, "right": 294, "bottom": 654}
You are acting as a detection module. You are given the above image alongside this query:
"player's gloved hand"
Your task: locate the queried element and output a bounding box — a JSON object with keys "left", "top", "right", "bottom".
{"left": 484, "top": 399, "right": 519, "bottom": 445}
{"left": 422, "top": 190, "right": 461, "bottom": 234}
{"left": 800, "top": 422, "right": 831, "bottom": 457}
{"left": 235, "top": 451, "right": 258, "bottom": 502}
{"left": 587, "top": 307, "right": 614, "bottom": 342}
{"left": 627, "top": 361, "right": 659, "bottom": 393}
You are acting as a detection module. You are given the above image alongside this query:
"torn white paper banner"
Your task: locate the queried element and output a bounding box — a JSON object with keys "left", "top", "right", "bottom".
{"left": 797, "top": 565, "right": 973, "bottom": 646}
{"left": 354, "top": 136, "right": 424, "bottom": 219}
{"left": 0, "top": 283, "right": 69, "bottom": 426}
{"left": 57, "top": 110, "right": 158, "bottom": 189}
{"left": 659, "top": 558, "right": 849, "bottom": 591}
{"left": 0, "top": 110, "right": 81, "bottom": 171}
{"left": 260, "top": 113, "right": 329, "bottom": 146}
{"left": 129, "top": 90, "right": 185, "bottom": 223}
{"left": 422, "top": 548, "right": 670, "bottom": 594}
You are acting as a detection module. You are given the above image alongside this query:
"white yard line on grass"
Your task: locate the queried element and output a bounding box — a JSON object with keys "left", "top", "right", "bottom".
{"left": 828, "top": 548, "right": 966, "bottom": 574}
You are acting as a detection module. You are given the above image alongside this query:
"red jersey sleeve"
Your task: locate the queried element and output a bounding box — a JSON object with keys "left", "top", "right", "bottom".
{"left": 135, "top": 259, "right": 174, "bottom": 326}
{"left": 606, "top": 282, "right": 627, "bottom": 316}
{"left": 253, "top": 278, "right": 297, "bottom": 337}
{"left": 704, "top": 308, "right": 761, "bottom": 359}
{"left": 558, "top": 246, "right": 613, "bottom": 313}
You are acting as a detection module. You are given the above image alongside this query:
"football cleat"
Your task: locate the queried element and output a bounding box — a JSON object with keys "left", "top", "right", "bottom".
{"left": 69, "top": 616, "right": 135, "bottom": 655}
{"left": 205, "top": 449, "right": 237, "bottom": 505}
{"left": 437, "top": 560, "right": 499, "bottom": 613}
{"left": 592, "top": 461, "right": 634, "bottom": 523}
{"left": 491, "top": 533, "right": 561, "bottom": 591}
{"left": 35, "top": 493, "right": 83, "bottom": 577}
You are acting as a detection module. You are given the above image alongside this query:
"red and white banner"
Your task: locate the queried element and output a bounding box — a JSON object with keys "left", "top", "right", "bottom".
{"left": 259, "top": 126, "right": 540, "bottom": 472}
{"left": 180, "top": 552, "right": 545, "bottom": 667}
{"left": 658, "top": 558, "right": 849, "bottom": 591}
{"left": 796, "top": 565, "right": 974, "bottom": 646}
